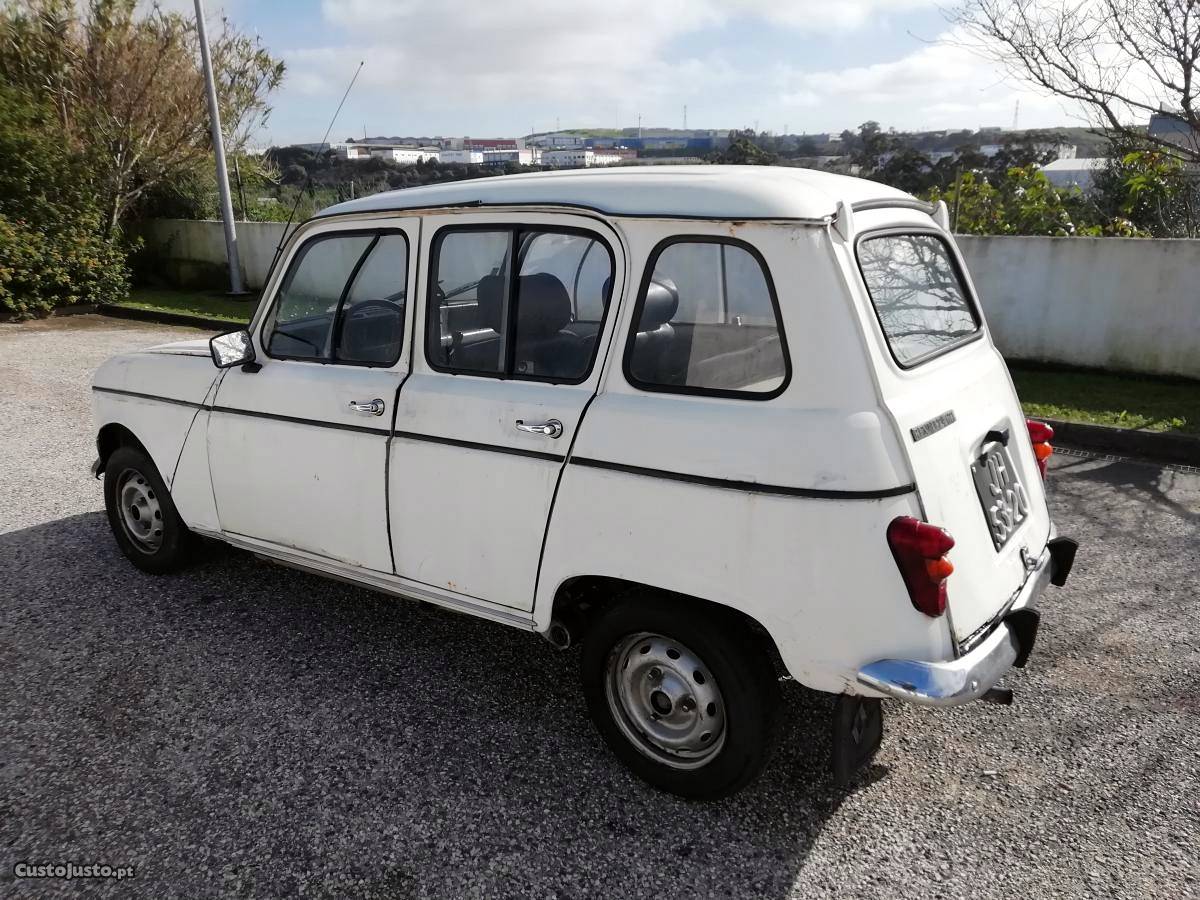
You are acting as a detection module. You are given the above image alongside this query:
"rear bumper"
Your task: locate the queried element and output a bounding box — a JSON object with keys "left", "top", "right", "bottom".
{"left": 855, "top": 535, "right": 1077, "bottom": 707}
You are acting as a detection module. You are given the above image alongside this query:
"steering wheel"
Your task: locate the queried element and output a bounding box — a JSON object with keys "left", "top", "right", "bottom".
{"left": 343, "top": 297, "right": 403, "bottom": 319}
{"left": 338, "top": 297, "right": 403, "bottom": 353}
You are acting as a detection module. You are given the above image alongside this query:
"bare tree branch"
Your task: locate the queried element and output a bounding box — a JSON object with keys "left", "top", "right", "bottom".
{"left": 950, "top": 0, "right": 1200, "bottom": 162}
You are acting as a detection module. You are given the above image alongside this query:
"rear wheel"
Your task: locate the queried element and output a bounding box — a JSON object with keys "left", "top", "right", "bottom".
{"left": 103, "top": 445, "right": 195, "bottom": 574}
{"left": 581, "top": 594, "right": 780, "bottom": 799}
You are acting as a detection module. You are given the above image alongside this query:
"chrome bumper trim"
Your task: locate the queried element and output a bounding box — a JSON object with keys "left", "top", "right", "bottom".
{"left": 856, "top": 547, "right": 1054, "bottom": 707}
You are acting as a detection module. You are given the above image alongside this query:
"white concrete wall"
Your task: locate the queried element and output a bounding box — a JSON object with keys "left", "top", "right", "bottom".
{"left": 955, "top": 235, "right": 1200, "bottom": 379}
{"left": 140, "top": 219, "right": 292, "bottom": 291}
{"left": 138, "top": 220, "right": 1200, "bottom": 378}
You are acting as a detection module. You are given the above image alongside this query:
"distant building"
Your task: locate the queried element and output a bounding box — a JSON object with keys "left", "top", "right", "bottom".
{"left": 464, "top": 138, "right": 521, "bottom": 151}
{"left": 530, "top": 134, "right": 585, "bottom": 149}
{"left": 370, "top": 146, "right": 438, "bottom": 164}
{"left": 980, "top": 141, "right": 1076, "bottom": 160}
{"left": 1148, "top": 110, "right": 1199, "bottom": 152}
{"left": 542, "top": 148, "right": 623, "bottom": 168}
{"left": 333, "top": 143, "right": 371, "bottom": 160}
{"left": 528, "top": 130, "right": 720, "bottom": 152}
{"left": 480, "top": 148, "right": 539, "bottom": 166}
{"left": 334, "top": 142, "right": 439, "bottom": 163}
{"left": 1040, "top": 157, "right": 1107, "bottom": 191}
{"left": 439, "top": 149, "right": 485, "bottom": 164}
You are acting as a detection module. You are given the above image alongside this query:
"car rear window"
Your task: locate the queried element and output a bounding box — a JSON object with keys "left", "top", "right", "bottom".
{"left": 624, "top": 238, "right": 789, "bottom": 398}
{"left": 857, "top": 232, "right": 980, "bottom": 367}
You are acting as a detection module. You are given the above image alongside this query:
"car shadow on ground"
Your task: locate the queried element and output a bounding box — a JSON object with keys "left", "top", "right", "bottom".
{"left": 0, "top": 511, "right": 878, "bottom": 899}
{"left": 1052, "top": 452, "right": 1200, "bottom": 527}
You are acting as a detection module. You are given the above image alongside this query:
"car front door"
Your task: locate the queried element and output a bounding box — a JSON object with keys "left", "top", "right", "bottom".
{"left": 388, "top": 213, "right": 623, "bottom": 610}
{"left": 207, "top": 218, "right": 419, "bottom": 572}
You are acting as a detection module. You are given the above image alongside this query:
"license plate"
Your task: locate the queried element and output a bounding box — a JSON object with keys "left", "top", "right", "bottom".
{"left": 971, "top": 444, "right": 1031, "bottom": 550}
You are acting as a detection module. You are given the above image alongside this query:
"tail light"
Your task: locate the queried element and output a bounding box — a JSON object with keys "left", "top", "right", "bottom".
{"left": 887, "top": 516, "right": 955, "bottom": 617}
{"left": 1027, "top": 419, "right": 1054, "bottom": 477}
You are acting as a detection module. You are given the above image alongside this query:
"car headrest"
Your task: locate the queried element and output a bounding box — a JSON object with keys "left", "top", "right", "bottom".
{"left": 475, "top": 274, "right": 506, "bottom": 331}
{"left": 640, "top": 278, "right": 679, "bottom": 331}
{"left": 517, "top": 273, "right": 572, "bottom": 339}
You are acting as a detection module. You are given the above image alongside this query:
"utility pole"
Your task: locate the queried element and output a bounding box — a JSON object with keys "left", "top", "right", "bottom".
{"left": 232, "top": 156, "right": 248, "bottom": 219}
{"left": 194, "top": 0, "right": 244, "bottom": 294}
{"left": 683, "top": 104, "right": 687, "bottom": 130}
{"left": 952, "top": 165, "right": 963, "bottom": 234}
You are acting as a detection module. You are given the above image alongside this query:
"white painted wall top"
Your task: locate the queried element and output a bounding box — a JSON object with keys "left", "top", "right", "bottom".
{"left": 316, "top": 165, "right": 912, "bottom": 221}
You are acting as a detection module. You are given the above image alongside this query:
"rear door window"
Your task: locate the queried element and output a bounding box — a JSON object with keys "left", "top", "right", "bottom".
{"left": 426, "top": 227, "right": 614, "bottom": 382}
{"left": 856, "top": 232, "right": 980, "bottom": 367}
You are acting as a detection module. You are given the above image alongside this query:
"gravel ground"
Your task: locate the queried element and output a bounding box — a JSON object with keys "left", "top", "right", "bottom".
{"left": 1, "top": 315, "right": 1198, "bottom": 900}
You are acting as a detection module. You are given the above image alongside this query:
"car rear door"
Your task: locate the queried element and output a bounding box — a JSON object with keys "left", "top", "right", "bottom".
{"left": 852, "top": 224, "right": 1052, "bottom": 645}
{"left": 387, "top": 212, "right": 623, "bottom": 611}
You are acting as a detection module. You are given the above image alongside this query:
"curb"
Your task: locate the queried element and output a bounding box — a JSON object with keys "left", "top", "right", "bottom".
{"left": 97, "top": 303, "right": 245, "bottom": 333}
{"left": 1041, "top": 417, "right": 1200, "bottom": 468}
{"left": 51, "top": 303, "right": 99, "bottom": 317}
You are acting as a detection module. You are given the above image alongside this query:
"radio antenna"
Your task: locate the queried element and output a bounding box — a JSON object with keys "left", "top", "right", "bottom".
{"left": 265, "top": 60, "right": 364, "bottom": 285}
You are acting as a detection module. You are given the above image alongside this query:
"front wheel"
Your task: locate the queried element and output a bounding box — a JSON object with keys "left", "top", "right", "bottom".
{"left": 103, "top": 445, "right": 195, "bottom": 574}
{"left": 581, "top": 595, "right": 780, "bottom": 799}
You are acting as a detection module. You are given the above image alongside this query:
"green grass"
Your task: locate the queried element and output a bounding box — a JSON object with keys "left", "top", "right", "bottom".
{"left": 114, "top": 287, "right": 257, "bottom": 324}
{"left": 1011, "top": 365, "right": 1200, "bottom": 435}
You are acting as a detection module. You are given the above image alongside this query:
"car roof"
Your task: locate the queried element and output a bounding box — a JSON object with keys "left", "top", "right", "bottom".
{"left": 316, "top": 165, "right": 914, "bottom": 223}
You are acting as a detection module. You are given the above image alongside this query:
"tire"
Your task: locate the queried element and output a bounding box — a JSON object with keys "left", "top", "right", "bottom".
{"left": 581, "top": 593, "right": 780, "bottom": 799}
{"left": 103, "top": 444, "right": 195, "bottom": 574}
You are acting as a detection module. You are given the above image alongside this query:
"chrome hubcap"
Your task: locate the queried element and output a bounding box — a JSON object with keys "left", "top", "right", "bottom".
{"left": 604, "top": 632, "right": 726, "bottom": 770}
{"left": 116, "top": 468, "right": 164, "bottom": 552}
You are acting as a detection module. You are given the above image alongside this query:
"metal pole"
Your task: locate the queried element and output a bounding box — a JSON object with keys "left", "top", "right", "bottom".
{"left": 194, "top": 0, "right": 244, "bottom": 294}
{"left": 952, "top": 165, "right": 963, "bottom": 234}
{"left": 233, "top": 155, "right": 248, "bottom": 220}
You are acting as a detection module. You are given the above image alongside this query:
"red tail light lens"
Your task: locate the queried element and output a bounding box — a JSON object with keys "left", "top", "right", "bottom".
{"left": 887, "top": 516, "right": 955, "bottom": 617}
{"left": 1027, "top": 419, "right": 1055, "bottom": 477}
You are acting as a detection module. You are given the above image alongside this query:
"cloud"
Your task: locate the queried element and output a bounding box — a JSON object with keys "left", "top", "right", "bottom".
{"left": 776, "top": 30, "right": 1083, "bottom": 130}
{"left": 263, "top": 2, "right": 1086, "bottom": 141}
{"left": 287, "top": 0, "right": 940, "bottom": 104}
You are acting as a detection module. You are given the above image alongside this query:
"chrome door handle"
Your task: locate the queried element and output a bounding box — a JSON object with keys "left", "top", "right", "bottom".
{"left": 348, "top": 398, "right": 386, "bottom": 416}
{"left": 515, "top": 418, "right": 563, "bottom": 439}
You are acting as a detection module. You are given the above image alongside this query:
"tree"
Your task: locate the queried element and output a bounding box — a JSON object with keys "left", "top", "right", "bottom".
{"left": 711, "top": 134, "right": 778, "bottom": 165}
{"left": 1091, "top": 136, "right": 1200, "bottom": 235}
{"left": 852, "top": 121, "right": 898, "bottom": 174}
{"left": 793, "top": 137, "right": 820, "bottom": 157}
{"left": 280, "top": 163, "right": 307, "bottom": 186}
{"left": 988, "top": 134, "right": 1068, "bottom": 173}
{"left": 952, "top": 0, "right": 1200, "bottom": 162}
{"left": 928, "top": 166, "right": 1095, "bottom": 235}
{"left": 0, "top": 0, "right": 284, "bottom": 236}
{"left": 0, "top": 84, "right": 127, "bottom": 315}
{"left": 875, "top": 148, "right": 941, "bottom": 194}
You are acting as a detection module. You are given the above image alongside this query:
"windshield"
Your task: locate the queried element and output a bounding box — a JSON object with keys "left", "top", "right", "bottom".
{"left": 856, "top": 232, "right": 980, "bottom": 367}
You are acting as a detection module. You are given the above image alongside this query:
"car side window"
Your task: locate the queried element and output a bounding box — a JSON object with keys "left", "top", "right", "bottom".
{"left": 426, "top": 227, "right": 613, "bottom": 382}
{"left": 266, "top": 231, "right": 407, "bottom": 366}
{"left": 625, "top": 239, "right": 789, "bottom": 398}
{"left": 334, "top": 233, "right": 408, "bottom": 365}
{"left": 426, "top": 230, "right": 513, "bottom": 375}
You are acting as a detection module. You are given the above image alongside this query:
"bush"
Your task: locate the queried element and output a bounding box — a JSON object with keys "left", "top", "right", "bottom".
{"left": 0, "top": 85, "right": 127, "bottom": 317}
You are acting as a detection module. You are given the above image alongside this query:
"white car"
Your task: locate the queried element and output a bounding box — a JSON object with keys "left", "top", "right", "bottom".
{"left": 91, "top": 167, "right": 1077, "bottom": 798}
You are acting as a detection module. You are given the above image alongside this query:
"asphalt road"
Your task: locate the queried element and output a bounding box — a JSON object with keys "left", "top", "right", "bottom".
{"left": 2, "top": 316, "right": 1198, "bottom": 900}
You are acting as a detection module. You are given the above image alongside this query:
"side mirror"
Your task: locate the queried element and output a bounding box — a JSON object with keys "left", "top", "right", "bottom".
{"left": 209, "top": 330, "right": 256, "bottom": 368}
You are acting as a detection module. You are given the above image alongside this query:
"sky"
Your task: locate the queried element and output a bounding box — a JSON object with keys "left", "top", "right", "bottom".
{"left": 192, "top": 0, "right": 1092, "bottom": 146}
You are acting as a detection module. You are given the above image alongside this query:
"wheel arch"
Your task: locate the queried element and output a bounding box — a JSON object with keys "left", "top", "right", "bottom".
{"left": 94, "top": 423, "right": 151, "bottom": 476}
{"left": 545, "top": 575, "right": 788, "bottom": 676}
